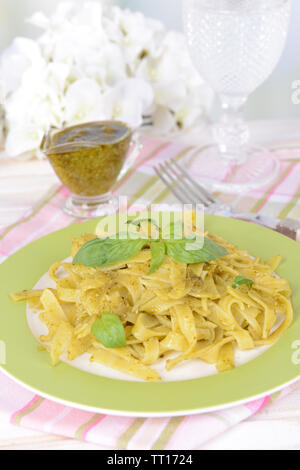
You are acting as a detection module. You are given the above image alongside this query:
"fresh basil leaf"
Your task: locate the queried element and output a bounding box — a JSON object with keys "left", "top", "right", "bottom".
{"left": 148, "top": 241, "right": 166, "bottom": 275}
{"left": 232, "top": 276, "right": 254, "bottom": 289}
{"left": 165, "top": 237, "right": 227, "bottom": 264}
{"left": 73, "top": 237, "right": 146, "bottom": 268}
{"left": 92, "top": 312, "right": 126, "bottom": 348}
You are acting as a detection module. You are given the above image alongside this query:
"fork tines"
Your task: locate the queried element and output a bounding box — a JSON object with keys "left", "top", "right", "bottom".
{"left": 155, "top": 158, "right": 217, "bottom": 207}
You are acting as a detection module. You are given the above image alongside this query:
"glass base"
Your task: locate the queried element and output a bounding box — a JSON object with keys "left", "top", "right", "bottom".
{"left": 185, "top": 144, "right": 280, "bottom": 193}
{"left": 64, "top": 193, "right": 119, "bottom": 218}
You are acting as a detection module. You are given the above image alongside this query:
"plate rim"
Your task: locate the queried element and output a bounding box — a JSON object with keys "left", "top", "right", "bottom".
{"left": 1, "top": 365, "right": 299, "bottom": 417}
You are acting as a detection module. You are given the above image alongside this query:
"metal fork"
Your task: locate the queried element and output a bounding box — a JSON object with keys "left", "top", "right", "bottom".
{"left": 154, "top": 158, "right": 300, "bottom": 241}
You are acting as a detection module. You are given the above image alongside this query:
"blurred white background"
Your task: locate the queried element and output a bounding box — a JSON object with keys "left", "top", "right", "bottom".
{"left": 0, "top": 0, "right": 299, "bottom": 120}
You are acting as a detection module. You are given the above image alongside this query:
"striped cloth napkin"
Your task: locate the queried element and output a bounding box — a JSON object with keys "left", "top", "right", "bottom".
{"left": 0, "top": 136, "right": 300, "bottom": 449}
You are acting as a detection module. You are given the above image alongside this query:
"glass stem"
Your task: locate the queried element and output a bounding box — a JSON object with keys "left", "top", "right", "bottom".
{"left": 213, "top": 95, "right": 249, "bottom": 164}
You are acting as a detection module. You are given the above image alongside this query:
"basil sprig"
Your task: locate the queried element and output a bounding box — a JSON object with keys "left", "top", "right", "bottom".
{"left": 148, "top": 241, "right": 166, "bottom": 275}
{"left": 73, "top": 237, "right": 145, "bottom": 268}
{"left": 232, "top": 276, "right": 254, "bottom": 289}
{"left": 91, "top": 312, "right": 126, "bottom": 348}
{"left": 73, "top": 230, "right": 228, "bottom": 274}
{"left": 166, "top": 237, "right": 227, "bottom": 264}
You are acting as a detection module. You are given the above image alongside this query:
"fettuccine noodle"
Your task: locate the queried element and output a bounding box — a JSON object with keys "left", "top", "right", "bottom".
{"left": 12, "top": 225, "right": 293, "bottom": 382}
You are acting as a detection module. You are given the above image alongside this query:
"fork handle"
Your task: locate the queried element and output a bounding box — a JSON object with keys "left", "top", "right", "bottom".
{"left": 231, "top": 213, "right": 300, "bottom": 242}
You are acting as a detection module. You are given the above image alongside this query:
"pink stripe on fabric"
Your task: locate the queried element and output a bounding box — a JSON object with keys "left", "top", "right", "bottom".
{"left": 20, "top": 399, "right": 66, "bottom": 429}
{"left": 49, "top": 408, "right": 96, "bottom": 438}
{"left": 87, "top": 416, "right": 134, "bottom": 446}
{"left": 0, "top": 210, "right": 31, "bottom": 237}
{"left": 139, "top": 137, "right": 166, "bottom": 157}
{"left": 273, "top": 178, "right": 300, "bottom": 198}
{"left": 60, "top": 187, "right": 70, "bottom": 198}
{"left": 1, "top": 192, "right": 61, "bottom": 246}
{"left": 0, "top": 374, "right": 36, "bottom": 417}
{"left": 245, "top": 395, "right": 271, "bottom": 413}
{"left": 81, "top": 414, "right": 107, "bottom": 441}
{"left": 44, "top": 407, "right": 72, "bottom": 434}
{"left": 19, "top": 211, "right": 63, "bottom": 248}
{"left": 139, "top": 137, "right": 163, "bottom": 155}
{"left": 142, "top": 142, "right": 190, "bottom": 168}
{"left": 256, "top": 395, "right": 271, "bottom": 412}
{"left": 2, "top": 210, "right": 68, "bottom": 257}
{"left": 167, "top": 414, "right": 227, "bottom": 451}
{"left": 10, "top": 395, "right": 40, "bottom": 424}
{"left": 222, "top": 164, "right": 238, "bottom": 184}
{"left": 1, "top": 188, "right": 72, "bottom": 255}
{"left": 131, "top": 417, "right": 170, "bottom": 451}
{"left": 256, "top": 163, "right": 297, "bottom": 212}
{"left": 276, "top": 149, "right": 300, "bottom": 159}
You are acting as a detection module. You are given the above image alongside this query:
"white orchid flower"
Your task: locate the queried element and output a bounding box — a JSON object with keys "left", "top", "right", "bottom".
{"left": 28, "top": 2, "right": 75, "bottom": 30}
{"left": 153, "top": 83, "right": 213, "bottom": 134}
{"left": 5, "top": 61, "right": 66, "bottom": 125}
{"left": 18, "top": 60, "right": 69, "bottom": 100}
{"left": 40, "top": 25, "right": 108, "bottom": 66}
{"left": 0, "top": 37, "right": 42, "bottom": 96}
{"left": 172, "top": 86, "right": 214, "bottom": 130}
{"left": 5, "top": 125, "right": 45, "bottom": 158}
{"left": 115, "top": 9, "right": 164, "bottom": 67}
{"left": 64, "top": 78, "right": 107, "bottom": 124}
{"left": 46, "top": 62, "right": 70, "bottom": 93}
{"left": 76, "top": 43, "right": 127, "bottom": 88}
{"left": 103, "top": 78, "right": 154, "bottom": 128}
{"left": 136, "top": 47, "right": 188, "bottom": 86}
{"left": 154, "top": 81, "right": 187, "bottom": 109}
{"left": 4, "top": 58, "right": 70, "bottom": 157}
{"left": 5, "top": 89, "right": 63, "bottom": 157}
{"left": 146, "top": 32, "right": 196, "bottom": 85}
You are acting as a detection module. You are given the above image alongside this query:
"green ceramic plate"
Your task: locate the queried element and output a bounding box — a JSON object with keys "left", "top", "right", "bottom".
{"left": 1, "top": 215, "right": 300, "bottom": 417}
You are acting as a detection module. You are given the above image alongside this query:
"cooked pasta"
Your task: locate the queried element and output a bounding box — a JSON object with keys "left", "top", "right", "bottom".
{"left": 11, "top": 225, "right": 293, "bottom": 382}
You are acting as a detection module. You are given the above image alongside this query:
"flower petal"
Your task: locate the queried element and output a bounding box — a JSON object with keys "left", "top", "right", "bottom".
{"left": 5, "top": 125, "right": 44, "bottom": 157}
{"left": 154, "top": 81, "right": 187, "bottom": 108}
{"left": 64, "top": 78, "right": 107, "bottom": 124}
{"left": 0, "top": 37, "right": 42, "bottom": 95}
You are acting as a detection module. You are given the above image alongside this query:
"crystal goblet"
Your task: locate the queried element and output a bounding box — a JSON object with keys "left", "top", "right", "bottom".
{"left": 183, "top": 0, "right": 291, "bottom": 192}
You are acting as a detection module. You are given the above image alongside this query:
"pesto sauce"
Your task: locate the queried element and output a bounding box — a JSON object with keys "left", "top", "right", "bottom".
{"left": 44, "top": 121, "right": 132, "bottom": 197}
